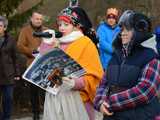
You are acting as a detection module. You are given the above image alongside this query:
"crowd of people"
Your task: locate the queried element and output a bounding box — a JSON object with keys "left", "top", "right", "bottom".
{"left": 0, "top": 0, "right": 160, "bottom": 120}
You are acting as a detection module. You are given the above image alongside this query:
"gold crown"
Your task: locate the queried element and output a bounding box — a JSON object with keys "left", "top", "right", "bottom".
{"left": 106, "top": 8, "right": 118, "bottom": 16}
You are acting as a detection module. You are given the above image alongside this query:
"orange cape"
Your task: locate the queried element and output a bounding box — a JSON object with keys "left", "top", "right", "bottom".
{"left": 65, "top": 36, "right": 103, "bottom": 103}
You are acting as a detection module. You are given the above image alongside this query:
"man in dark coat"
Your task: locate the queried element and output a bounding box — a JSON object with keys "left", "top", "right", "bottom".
{"left": 0, "top": 16, "right": 20, "bottom": 120}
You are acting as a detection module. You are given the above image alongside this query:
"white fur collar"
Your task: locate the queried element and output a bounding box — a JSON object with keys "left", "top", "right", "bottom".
{"left": 58, "top": 31, "right": 84, "bottom": 43}
{"left": 141, "top": 34, "right": 158, "bottom": 53}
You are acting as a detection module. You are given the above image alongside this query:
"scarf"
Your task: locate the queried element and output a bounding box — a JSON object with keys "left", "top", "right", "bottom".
{"left": 58, "top": 31, "right": 84, "bottom": 43}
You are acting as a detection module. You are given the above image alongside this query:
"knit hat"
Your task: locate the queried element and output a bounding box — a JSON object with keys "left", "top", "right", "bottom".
{"left": 57, "top": 7, "right": 92, "bottom": 29}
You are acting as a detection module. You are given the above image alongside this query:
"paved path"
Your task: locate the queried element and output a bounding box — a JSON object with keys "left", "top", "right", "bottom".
{"left": 12, "top": 113, "right": 103, "bottom": 120}
{"left": 13, "top": 117, "right": 33, "bottom": 120}
{"left": 12, "top": 114, "right": 43, "bottom": 120}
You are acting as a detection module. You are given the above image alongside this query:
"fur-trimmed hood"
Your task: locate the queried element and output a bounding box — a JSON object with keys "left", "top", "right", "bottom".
{"left": 113, "top": 10, "right": 153, "bottom": 53}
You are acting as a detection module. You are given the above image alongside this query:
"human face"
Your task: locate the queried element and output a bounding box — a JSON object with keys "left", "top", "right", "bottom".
{"left": 0, "top": 21, "right": 5, "bottom": 36}
{"left": 107, "top": 18, "right": 116, "bottom": 27}
{"left": 31, "top": 12, "right": 43, "bottom": 27}
{"left": 58, "top": 20, "right": 74, "bottom": 36}
{"left": 121, "top": 27, "right": 133, "bottom": 44}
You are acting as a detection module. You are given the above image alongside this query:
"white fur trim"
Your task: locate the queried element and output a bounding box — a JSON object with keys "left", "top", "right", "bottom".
{"left": 58, "top": 31, "right": 84, "bottom": 43}
{"left": 141, "top": 34, "right": 158, "bottom": 53}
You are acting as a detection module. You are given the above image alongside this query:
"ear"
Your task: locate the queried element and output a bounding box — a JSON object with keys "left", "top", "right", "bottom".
{"left": 30, "top": 17, "right": 33, "bottom": 23}
{"left": 4, "top": 26, "right": 7, "bottom": 31}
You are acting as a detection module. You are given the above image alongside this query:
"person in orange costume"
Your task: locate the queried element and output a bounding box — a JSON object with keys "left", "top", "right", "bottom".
{"left": 42, "top": 5, "right": 103, "bottom": 120}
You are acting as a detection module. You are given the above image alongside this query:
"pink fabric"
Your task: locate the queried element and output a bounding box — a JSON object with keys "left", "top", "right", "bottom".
{"left": 73, "top": 77, "right": 85, "bottom": 90}
{"left": 60, "top": 43, "right": 68, "bottom": 51}
{"left": 39, "top": 42, "right": 68, "bottom": 54}
{"left": 85, "top": 102, "right": 95, "bottom": 120}
{"left": 39, "top": 42, "right": 54, "bottom": 54}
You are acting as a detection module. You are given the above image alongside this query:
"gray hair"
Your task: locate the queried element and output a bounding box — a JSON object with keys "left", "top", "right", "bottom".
{"left": 0, "top": 16, "right": 8, "bottom": 28}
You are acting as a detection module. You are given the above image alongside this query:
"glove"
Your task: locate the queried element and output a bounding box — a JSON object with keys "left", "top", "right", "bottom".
{"left": 61, "top": 77, "right": 75, "bottom": 90}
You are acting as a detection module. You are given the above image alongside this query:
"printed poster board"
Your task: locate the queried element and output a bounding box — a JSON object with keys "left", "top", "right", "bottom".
{"left": 22, "top": 48, "right": 85, "bottom": 95}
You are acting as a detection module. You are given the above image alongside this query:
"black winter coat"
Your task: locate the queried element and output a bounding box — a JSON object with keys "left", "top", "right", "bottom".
{"left": 0, "top": 32, "right": 20, "bottom": 85}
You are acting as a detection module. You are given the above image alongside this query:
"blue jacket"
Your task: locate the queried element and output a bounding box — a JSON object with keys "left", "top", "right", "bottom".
{"left": 97, "top": 22, "right": 120, "bottom": 69}
{"left": 154, "top": 26, "right": 160, "bottom": 57}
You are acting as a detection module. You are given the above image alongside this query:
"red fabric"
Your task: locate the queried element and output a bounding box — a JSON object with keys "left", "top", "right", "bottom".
{"left": 58, "top": 16, "right": 72, "bottom": 24}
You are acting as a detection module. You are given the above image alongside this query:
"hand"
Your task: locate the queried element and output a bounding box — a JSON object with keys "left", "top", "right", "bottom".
{"left": 100, "top": 101, "right": 113, "bottom": 116}
{"left": 14, "top": 76, "right": 21, "bottom": 81}
{"left": 54, "top": 38, "right": 60, "bottom": 47}
{"left": 32, "top": 49, "right": 39, "bottom": 57}
{"left": 62, "top": 77, "right": 75, "bottom": 89}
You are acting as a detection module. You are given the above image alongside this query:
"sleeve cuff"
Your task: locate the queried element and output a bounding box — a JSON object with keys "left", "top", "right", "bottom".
{"left": 73, "top": 77, "right": 85, "bottom": 90}
{"left": 95, "top": 100, "right": 104, "bottom": 111}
